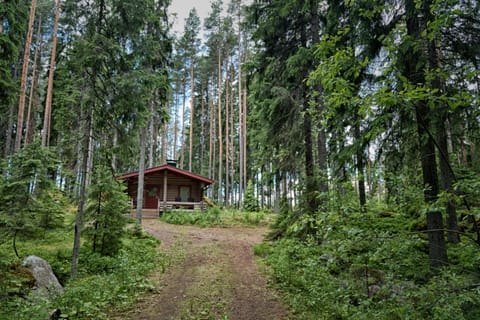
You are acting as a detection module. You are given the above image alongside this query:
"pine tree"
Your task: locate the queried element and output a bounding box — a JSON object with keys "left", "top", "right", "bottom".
{"left": 41, "top": 0, "right": 60, "bottom": 148}
{"left": 15, "top": 0, "right": 36, "bottom": 151}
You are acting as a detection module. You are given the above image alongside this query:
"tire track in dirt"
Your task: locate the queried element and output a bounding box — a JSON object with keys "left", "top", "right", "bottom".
{"left": 113, "top": 220, "right": 288, "bottom": 320}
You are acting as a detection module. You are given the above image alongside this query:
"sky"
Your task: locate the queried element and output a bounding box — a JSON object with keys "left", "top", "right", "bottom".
{"left": 169, "top": 0, "right": 252, "bottom": 36}
{"left": 169, "top": 0, "right": 213, "bottom": 35}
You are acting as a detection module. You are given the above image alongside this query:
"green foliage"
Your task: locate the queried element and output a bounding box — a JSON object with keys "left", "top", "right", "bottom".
{"left": 243, "top": 180, "right": 259, "bottom": 212}
{"left": 262, "top": 205, "right": 480, "bottom": 319}
{"left": 161, "top": 208, "right": 221, "bottom": 227}
{"left": 84, "top": 165, "right": 129, "bottom": 256}
{"left": 0, "top": 144, "right": 66, "bottom": 256}
{"left": 0, "top": 222, "right": 162, "bottom": 320}
{"left": 160, "top": 207, "right": 270, "bottom": 227}
{"left": 0, "top": 0, "right": 27, "bottom": 126}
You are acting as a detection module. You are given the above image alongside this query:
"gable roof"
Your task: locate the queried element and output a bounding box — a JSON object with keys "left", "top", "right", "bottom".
{"left": 116, "top": 165, "right": 214, "bottom": 185}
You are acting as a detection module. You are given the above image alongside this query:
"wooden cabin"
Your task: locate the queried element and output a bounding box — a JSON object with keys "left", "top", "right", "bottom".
{"left": 117, "top": 162, "right": 214, "bottom": 217}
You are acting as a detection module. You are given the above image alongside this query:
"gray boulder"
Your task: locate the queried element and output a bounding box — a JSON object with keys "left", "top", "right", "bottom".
{"left": 22, "top": 255, "right": 64, "bottom": 298}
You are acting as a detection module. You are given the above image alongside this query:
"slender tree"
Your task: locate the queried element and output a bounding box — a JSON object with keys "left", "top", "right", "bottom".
{"left": 15, "top": 0, "right": 36, "bottom": 151}
{"left": 41, "top": 0, "right": 60, "bottom": 147}
{"left": 24, "top": 15, "right": 42, "bottom": 145}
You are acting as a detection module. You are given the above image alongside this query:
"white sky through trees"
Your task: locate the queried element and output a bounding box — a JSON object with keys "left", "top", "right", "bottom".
{"left": 169, "top": 0, "right": 212, "bottom": 35}
{"left": 169, "top": 0, "right": 252, "bottom": 36}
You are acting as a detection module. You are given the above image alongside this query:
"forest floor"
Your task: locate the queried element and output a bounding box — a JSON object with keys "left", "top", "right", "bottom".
{"left": 111, "top": 219, "right": 289, "bottom": 320}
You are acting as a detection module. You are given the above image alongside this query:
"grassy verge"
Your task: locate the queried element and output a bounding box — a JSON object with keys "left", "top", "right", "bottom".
{"left": 0, "top": 218, "right": 165, "bottom": 320}
{"left": 160, "top": 207, "right": 274, "bottom": 227}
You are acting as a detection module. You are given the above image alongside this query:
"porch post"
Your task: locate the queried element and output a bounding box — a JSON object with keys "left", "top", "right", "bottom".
{"left": 163, "top": 170, "right": 168, "bottom": 209}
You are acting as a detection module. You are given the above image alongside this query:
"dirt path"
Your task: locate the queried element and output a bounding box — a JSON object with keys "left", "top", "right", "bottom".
{"left": 114, "top": 220, "right": 289, "bottom": 320}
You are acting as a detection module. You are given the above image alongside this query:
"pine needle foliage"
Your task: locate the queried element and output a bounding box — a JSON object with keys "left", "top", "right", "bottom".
{"left": 0, "top": 143, "right": 65, "bottom": 257}
{"left": 243, "top": 180, "right": 259, "bottom": 212}
{"left": 84, "top": 165, "right": 129, "bottom": 256}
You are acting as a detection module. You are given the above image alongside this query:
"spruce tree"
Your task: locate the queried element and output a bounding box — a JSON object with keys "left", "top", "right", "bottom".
{"left": 84, "top": 165, "right": 129, "bottom": 256}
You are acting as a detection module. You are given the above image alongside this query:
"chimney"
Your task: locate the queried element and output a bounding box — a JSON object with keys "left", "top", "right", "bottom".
{"left": 166, "top": 159, "right": 177, "bottom": 168}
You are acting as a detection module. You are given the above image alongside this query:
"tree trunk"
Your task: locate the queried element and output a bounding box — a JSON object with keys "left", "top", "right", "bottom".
{"left": 173, "top": 82, "right": 179, "bottom": 160}
{"left": 303, "top": 103, "right": 317, "bottom": 214}
{"left": 354, "top": 120, "right": 367, "bottom": 208}
{"left": 217, "top": 49, "right": 223, "bottom": 203}
{"left": 242, "top": 88, "right": 247, "bottom": 196}
{"left": 311, "top": 0, "right": 329, "bottom": 197}
{"left": 161, "top": 103, "right": 168, "bottom": 164}
{"left": 4, "top": 104, "right": 15, "bottom": 158}
{"left": 15, "top": 0, "right": 36, "bottom": 151}
{"left": 208, "top": 92, "right": 213, "bottom": 179}
{"left": 41, "top": 0, "right": 60, "bottom": 147}
{"left": 147, "top": 104, "right": 154, "bottom": 168}
{"left": 439, "top": 117, "right": 460, "bottom": 243}
{"left": 136, "top": 126, "right": 147, "bottom": 225}
{"left": 180, "top": 75, "right": 186, "bottom": 169}
{"left": 112, "top": 128, "right": 118, "bottom": 171}
{"left": 189, "top": 58, "right": 195, "bottom": 172}
{"left": 229, "top": 67, "right": 235, "bottom": 206}
{"left": 238, "top": 17, "right": 244, "bottom": 204}
{"left": 225, "top": 65, "right": 230, "bottom": 206}
{"left": 239, "top": 87, "right": 244, "bottom": 205}
{"left": 405, "top": 0, "right": 447, "bottom": 266}
{"left": 200, "top": 82, "right": 206, "bottom": 175}
{"left": 25, "top": 15, "right": 42, "bottom": 145}
{"left": 71, "top": 106, "right": 93, "bottom": 279}
{"left": 427, "top": 210, "right": 449, "bottom": 267}
{"left": 426, "top": 16, "right": 459, "bottom": 243}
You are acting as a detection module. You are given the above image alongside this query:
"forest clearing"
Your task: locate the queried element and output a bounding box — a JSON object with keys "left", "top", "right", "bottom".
{"left": 2, "top": 0, "right": 480, "bottom": 319}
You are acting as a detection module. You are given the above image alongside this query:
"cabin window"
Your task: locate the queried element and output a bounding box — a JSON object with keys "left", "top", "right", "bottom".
{"left": 179, "top": 186, "right": 191, "bottom": 202}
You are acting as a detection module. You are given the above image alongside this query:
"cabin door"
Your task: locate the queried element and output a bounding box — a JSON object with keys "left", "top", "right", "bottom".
{"left": 144, "top": 186, "right": 158, "bottom": 209}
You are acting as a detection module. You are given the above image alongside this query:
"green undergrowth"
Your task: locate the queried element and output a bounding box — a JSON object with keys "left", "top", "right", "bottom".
{"left": 257, "top": 205, "right": 480, "bottom": 319}
{"left": 0, "top": 219, "right": 164, "bottom": 320}
{"left": 160, "top": 207, "right": 273, "bottom": 227}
